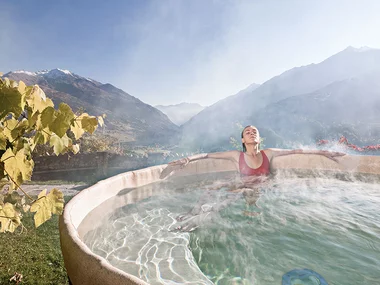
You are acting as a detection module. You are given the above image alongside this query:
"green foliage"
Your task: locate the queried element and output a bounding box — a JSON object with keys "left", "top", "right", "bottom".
{"left": 0, "top": 75, "right": 103, "bottom": 232}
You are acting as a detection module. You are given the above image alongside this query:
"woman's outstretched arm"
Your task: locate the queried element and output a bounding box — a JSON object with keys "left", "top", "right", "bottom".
{"left": 265, "top": 148, "right": 345, "bottom": 162}
{"left": 168, "top": 150, "right": 240, "bottom": 167}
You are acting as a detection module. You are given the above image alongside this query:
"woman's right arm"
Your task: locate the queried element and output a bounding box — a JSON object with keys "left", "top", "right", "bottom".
{"left": 205, "top": 151, "right": 240, "bottom": 162}
{"left": 169, "top": 150, "right": 240, "bottom": 166}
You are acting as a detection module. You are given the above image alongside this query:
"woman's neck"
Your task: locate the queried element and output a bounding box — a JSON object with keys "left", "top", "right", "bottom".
{"left": 245, "top": 145, "right": 260, "bottom": 157}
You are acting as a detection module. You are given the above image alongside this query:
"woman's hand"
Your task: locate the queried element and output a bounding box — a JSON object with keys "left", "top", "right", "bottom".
{"left": 168, "top": 157, "right": 190, "bottom": 168}
{"left": 161, "top": 157, "right": 192, "bottom": 179}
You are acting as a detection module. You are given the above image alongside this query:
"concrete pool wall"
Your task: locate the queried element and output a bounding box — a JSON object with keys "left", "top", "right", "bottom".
{"left": 59, "top": 154, "right": 380, "bottom": 285}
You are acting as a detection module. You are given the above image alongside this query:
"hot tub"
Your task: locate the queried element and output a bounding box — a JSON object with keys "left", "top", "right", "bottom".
{"left": 59, "top": 154, "right": 380, "bottom": 285}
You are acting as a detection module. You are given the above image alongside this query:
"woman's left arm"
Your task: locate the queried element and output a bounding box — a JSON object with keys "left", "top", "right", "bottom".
{"left": 265, "top": 148, "right": 346, "bottom": 162}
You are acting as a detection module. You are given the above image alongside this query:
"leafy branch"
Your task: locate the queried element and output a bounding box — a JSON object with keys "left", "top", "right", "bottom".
{"left": 0, "top": 75, "right": 103, "bottom": 232}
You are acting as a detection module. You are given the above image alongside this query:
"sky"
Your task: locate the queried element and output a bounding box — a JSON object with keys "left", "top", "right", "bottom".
{"left": 1, "top": 0, "right": 380, "bottom": 106}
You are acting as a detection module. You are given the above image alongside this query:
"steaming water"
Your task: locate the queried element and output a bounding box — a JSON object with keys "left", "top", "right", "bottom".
{"left": 83, "top": 177, "right": 380, "bottom": 285}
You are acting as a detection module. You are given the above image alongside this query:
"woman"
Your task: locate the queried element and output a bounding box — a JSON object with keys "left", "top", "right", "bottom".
{"left": 168, "top": 125, "right": 345, "bottom": 178}
{"left": 167, "top": 125, "right": 345, "bottom": 232}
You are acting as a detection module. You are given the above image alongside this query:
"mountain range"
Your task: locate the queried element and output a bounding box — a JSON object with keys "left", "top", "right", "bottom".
{"left": 180, "top": 46, "right": 380, "bottom": 150}
{"left": 4, "top": 69, "right": 179, "bottom": 145}
{"left": 3, "top": 46, "right": 380, "bottom": 151}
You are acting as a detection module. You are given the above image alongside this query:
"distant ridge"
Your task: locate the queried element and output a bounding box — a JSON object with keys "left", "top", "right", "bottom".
{"left": 155, "top": 102, "right": 205, "bottom": 126}
{"left": 4, "top": 68, "right": 179, "bottom": 145}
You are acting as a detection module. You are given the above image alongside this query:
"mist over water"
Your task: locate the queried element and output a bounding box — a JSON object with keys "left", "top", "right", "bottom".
{"left": 191, "top": 178, "right": 380, "bottom": 284}
{"left": 83, "top": 175, "right": 380, "bottom": 285}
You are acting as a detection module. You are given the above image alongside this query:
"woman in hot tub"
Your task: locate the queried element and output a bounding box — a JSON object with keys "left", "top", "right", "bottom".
{"left": 168, "top": 125, "right": 345, "bottom": 231}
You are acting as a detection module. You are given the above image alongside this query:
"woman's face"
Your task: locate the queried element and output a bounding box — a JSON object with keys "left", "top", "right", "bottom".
{"left": 242, "top": 126, "right": 260, "bottom": 145}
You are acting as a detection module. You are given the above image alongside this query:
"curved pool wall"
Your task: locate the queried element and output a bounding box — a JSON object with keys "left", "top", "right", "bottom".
{"left": 59, "top": 154, "right": 380, "bottom": 285}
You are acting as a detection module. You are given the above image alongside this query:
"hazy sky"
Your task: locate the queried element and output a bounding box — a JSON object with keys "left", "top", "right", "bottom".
{"left": 1, "top": 0, "right": 380, "bottom": 106}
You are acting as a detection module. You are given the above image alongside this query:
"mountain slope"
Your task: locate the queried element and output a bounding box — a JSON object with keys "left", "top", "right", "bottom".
{"left": 5, "top": 69, "right": 179, "bottom": 145}
{"left": 251, "top": 72, "right": 380, "bottom": 146}
{"left": 180, "top": 47, "right": 380, "bottom": 150}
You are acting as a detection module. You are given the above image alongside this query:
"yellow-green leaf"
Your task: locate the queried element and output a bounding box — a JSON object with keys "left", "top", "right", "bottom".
{"left": 1, "top": 148, "right": 34, "bottom": 189}
{"left": 26, "top": 85, "right": 53, "bottom": 115}
{"left": 10, "top": 118, "right": 29, "bottom": 142}
{"left": 11, "top": 81, "right": 18, "bottom": 88}
{"left": 70, "top": 120, "right": 85, "bottom": 140}
{"left": 18, "top": 80, "right": 26, "bottom": 94}
{"left": 0, "top": 84, "right": 24, "bottom": 120}
{"left": 41, "top": 106, "right": 56, "bottom": 128}
{"left": 4, "top": 77, "right": 10, "bottom": 87}
{"left": 26, "top": 106, "right": 39, "bottom": 127}
{"left": 49, "top": 134, "right": 65, "bottom": 155}
{"left": 81, "top": 115, "right": 98, "bottom": 134}
{"left": 40, "top": 128, "right": 52, "bottom": 144}
{"left": 30, "top": 188, "right": 64, "bottom": 228}
{"left": 49, "top": 103, "right": 74, "bottom": 138}
{"left": 0, "top": 127, "right": 6, "bottom": 150}
{"left": 71, "top": 144, "right": 80, "bottom": 154}
{"left": 3, "top": 118, "right": 19, "bottom": 141}
{"left": 0, "top": 202, "right": 21, "bottom": 233}
{"left": 61, "top": 133, "right": 71, "bottom": 147}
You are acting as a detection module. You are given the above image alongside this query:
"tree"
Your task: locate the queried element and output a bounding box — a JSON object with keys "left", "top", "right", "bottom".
{"left": 0, "top": 73, "right": 103, "bottom": 232}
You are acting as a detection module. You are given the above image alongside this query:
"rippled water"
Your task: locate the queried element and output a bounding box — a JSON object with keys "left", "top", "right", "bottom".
{"left": 83, "top": 177, "right": 380, "bottom": 285}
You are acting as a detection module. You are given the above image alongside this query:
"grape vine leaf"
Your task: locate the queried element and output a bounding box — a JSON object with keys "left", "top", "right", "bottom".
{"left": 41, "top": 106, "right": 56, "bottom": 128}
{"left": 49, "top": 103, "right": 74, "bottom": 138}
{"left": 30, "top": 189, "right": 64, "bottom": 228}
{"left": 71, "top": 112, "right": 99, "bottom": 139}
{"left": 0, "top": 202, "right": 21, "bottom": 233}
{"left": 0, "top": 127, "right": 6, "bottom": 150}
{"left": 26, "top": 85, "right": 53, "bottom": 115}
{"left": 0, "top": 84, "right": 24, "bottom": 120}
{"left": 1, "top": 148, "right": 34, "bottom": 189}
{"left": 49, "top": 134, "right": 65, "bottom": 155}
{"left": 71, "top": 120, "right": 85, "bottom": 140}
{"left": 81, "top": 115, "right": 98, "bottom": 134}
{"left": 3, "top": 118, "right": 19, "bottom": 142}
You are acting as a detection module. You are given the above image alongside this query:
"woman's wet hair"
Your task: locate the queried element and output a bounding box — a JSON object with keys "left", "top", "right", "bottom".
{"left": 241, "top": 125, "right": 259, "bottom": 152}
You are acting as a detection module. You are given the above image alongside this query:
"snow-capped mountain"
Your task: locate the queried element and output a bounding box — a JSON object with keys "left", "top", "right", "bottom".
{"left": 4, "top": 69, "right": 179, "bottom": 145}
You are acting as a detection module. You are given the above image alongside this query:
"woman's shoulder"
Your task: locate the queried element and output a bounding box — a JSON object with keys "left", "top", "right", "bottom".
{"left": 261, "top": 148, "right": 277, "bottom": 160}
{"left": 225, "top": 150, "right": 241, "bottom": 162}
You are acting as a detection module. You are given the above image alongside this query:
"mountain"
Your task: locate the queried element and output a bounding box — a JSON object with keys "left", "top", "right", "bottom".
{"left": 251, "top": 72, "right": 380, "bottom": 146}
{"left": 180, "top": 47, "right": 380, "bottom": 150}
{"left": 155, "top": 103, "right": 205, "bottom": 126}
{"left": 4, "top": 69, "right": 179, "bottom": 145}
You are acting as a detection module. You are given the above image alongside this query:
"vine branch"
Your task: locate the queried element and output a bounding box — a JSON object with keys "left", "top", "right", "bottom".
{"left": 0, "top": 164, "right": 34, "bottom": 202}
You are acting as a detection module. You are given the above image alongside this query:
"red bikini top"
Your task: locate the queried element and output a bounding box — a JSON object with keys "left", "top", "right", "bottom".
{"left": 239, "top": 150, "right": 270, "bottom": 176}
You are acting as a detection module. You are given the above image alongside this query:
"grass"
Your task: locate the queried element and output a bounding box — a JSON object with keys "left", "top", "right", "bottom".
{"left": 0, "top": 196, "right": 73, "bottom": 285}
